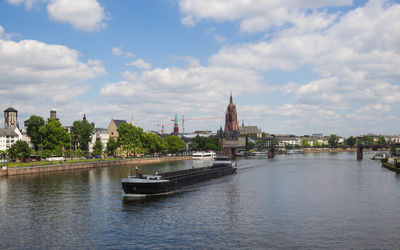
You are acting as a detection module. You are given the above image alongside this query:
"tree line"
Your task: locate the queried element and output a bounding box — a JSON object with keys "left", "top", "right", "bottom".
{"left": 106, "top": 123, "right": 185, "bottom": 157}
{"left": 188, "top": 135, "right": 221, "bottom": 152}
{"left": 2, "top": 115, "right": 185, "bottom": 161}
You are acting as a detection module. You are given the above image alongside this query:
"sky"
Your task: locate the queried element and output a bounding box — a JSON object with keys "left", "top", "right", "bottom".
{"left": 0, "top": 0, "right": 399, "bottom": 136}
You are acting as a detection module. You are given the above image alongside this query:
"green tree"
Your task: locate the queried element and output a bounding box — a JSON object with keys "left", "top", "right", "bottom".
{"left": 362, "top": 135, "right": 373, "bottom": 145}
{"left": 189, "top": 141, "right": 199, "bottom": 151}
{"left": 301, "top": 139, "right": 310, "bottom": 147}
{"left": 390, "top": 144, "right": 397, "bottom": 155}
{"left": 328, "top": 134, "right": 339, "bottom": 148}
{"left": 255, "top": 139, "right": 266, "bottom": 151}
{"left": 117, "top": 123, "right": 144, "bottom": 156}
{"left": 313, "top": 140, "right": 320, "bottom": 147}
{"left": 70, "top": 119, "right": 94, "bottom": 152}
{"left": 106, "top": 138, "right": 119, "bottom": 157}
{"left": 92, "top": 140, "right": 103, "bottom": 156}
{"left": 39, "top": 119, "right": 71, "bottom": 157}
{"left": 245, "top": 136, "right": 255, "bottom": 150}
{"left": 346, "top": 136, "right": 356, "bottom": 147}
{"left": 0, "top": 150, "right": 7, "bottom": 158}
{"left": 192, "top": 135, "right": 221, "bottom": 151}
{"left": 285, "top": 144, "right": 293, "bottom": 150}
{"left": 378, "top": 136, "right": 387, "bottom": 145}
{"left": 142, "top": 132, "right": 166, "bottom": 155}
{"left": 8, "top": 141, "right": 31, "bottom": 161}
{"left": 26, "top": 115, "right": 45, "bottom": 151}
{"left": 165, "top": 135, "right": 185, "bottom": 154}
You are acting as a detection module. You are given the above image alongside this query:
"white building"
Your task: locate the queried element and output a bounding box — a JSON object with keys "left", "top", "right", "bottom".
{"left": 385, "top": 135, "right": 400, "bottom": 144}
{"left": 271, "top": 135, "right": 301, "bottom": 148}
{"left": 0, "top": 127, "right": 22, "bottom": 151}
{"left": 89, "top": 128, "right": 109, "bottom": 153}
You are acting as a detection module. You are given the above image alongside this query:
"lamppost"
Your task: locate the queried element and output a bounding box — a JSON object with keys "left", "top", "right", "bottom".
{"left": 2, "top": 155, "right": 6, "bottom": 170}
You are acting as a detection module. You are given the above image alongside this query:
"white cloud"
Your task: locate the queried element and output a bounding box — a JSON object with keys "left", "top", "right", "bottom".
{"left": 111, "top": 47, "right": 123, "bottom": 56}
{"left": 6, "top": 0, "right": 44, "bottom": 10}
{"left": 125, "top": 52, "right": 135, "bottom": 58}
{"left": 6, "top": 0, "right": 108, "bottom": 31}
{"left": 169, "top": 55, "right": 200, "bottom": 68}
{"left": 126, "top": 59, "right": 152, "bottom": 70}
{"left": 112, "top": 47, "right": 135, "bottom": 57}
{"left": 96, "top": 1, "right": 400, "bottom": 135}
{"left": 47, "top": 0, "right": 107, "bottom": 31}
{"left": 210, "top": 1, "right": 400, "bottom": 107}
{"left": 213, "top": 34, "right": 227, "bottom": 43}
{"left": 355, "top": 104, "right": 391, "bottom": 113}
{"left": 0, "top": 28, "right": 106, "bottom": 105}
{"left": 179, "top": 0, "right": 352, "bottom": 33}
{"left": 99, "top": 65, "right": 268, "bottom": 130}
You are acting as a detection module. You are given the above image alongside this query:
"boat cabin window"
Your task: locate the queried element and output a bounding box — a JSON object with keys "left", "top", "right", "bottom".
{"left": 147, "top": 176, "right": 162, "bottom": 180}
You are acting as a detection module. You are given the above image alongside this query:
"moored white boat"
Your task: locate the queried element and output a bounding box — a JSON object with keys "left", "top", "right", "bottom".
{"left": 192, "top": 151, "right": 216, "bottom": 160}
{"left": 286, "top": 149, "right": 302, "bottom": 154}
{"left": 371, "top": 152, "right": 387, "bottom": 160}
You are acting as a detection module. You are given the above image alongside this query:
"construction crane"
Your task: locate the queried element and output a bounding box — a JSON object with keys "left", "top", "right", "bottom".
{"left": 156, "top": 123, "right": 174, "bottom": 135}
{"left": 170, "top": 115, "right": 222, "bottom": 135}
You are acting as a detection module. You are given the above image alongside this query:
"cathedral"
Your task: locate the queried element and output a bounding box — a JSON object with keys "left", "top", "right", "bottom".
{"left": 224, "top": 93, "right": 239, "bottom": 139}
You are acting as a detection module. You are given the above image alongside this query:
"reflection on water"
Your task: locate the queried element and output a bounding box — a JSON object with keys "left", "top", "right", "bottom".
{"left": 1, "top": 153, "right": 400, "bottom": 249}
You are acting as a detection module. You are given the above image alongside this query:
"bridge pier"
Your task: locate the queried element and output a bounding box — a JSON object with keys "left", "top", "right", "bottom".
{"left": 357, "top": 146, "right": 363, "bottom": 161}
{"left": 221, "top": 137, "right": 246, "bottom": 157}
{"left": 268, "top": 148, "right": 275, "bottom": 159}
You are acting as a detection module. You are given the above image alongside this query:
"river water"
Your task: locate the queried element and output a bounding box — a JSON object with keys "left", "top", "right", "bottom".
{"left": 1, "top": 152, "right": 399, "bottom": 249}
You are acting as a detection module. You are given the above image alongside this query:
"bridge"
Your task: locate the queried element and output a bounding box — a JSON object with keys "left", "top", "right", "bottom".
{"left": 220, "top": 137, "right": 246, "bottom": 156}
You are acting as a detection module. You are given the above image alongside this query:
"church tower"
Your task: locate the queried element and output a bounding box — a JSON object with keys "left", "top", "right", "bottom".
{"left": 173, "top": 113, "right": 179, "bottom": 135}
{"left": 50, "top": 107, "right": 58, "bottom": 120}
{"left": 4, "top": 107, "right": 18, "bottom": 128}
{"left": 224, "top": 93, "right": 239, "bottom": 139}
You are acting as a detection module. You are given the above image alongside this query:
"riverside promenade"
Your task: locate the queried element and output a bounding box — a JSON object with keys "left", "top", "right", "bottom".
{"left": 0, "top": 156, "right": 191, "bottom": 177}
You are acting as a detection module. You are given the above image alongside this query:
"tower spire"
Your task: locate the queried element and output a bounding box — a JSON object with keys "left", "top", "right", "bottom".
{"left": 173, "top": 113, "right": 179, "bottom": 135}
{"left": 230, "top": 92, "right": 233, "bottom": 104}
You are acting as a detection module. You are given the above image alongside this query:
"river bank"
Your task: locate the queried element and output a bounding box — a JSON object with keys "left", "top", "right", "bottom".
{"left": 301, "top": 147, "right": 385, "bottom": 153}
{"left": 0, "top": 156, "right": 191, "bottom": 177}
{"left": 382, "top": 162, "right": 400, "bottom": 173}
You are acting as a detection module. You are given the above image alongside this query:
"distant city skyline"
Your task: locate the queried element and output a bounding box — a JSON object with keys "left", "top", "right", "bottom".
{"left": 0, "top": 0, "right": 399, "bottom": 136}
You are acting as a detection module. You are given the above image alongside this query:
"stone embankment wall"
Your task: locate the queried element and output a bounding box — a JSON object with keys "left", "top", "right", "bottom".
{"left": 0, "top": 156, "right": 191, "bottom": 177}
{"left": 0, "top": 169, "right": 7, "bottom": 177}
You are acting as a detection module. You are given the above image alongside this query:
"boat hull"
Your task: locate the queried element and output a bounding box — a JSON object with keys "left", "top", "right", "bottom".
{"left": 122, "top": 165, "right": 236, "bottom": 195}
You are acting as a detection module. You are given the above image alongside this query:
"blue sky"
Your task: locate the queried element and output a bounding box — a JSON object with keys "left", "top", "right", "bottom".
{"left": 0, "top": 0, "right": 399, "bottom": 136}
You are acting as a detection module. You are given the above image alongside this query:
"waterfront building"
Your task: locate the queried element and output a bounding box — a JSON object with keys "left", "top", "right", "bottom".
{"left": 0, "top": 127, "right": 22, "bottom": 150}
{"left": 224, "top": 94, "right": 239, "bottom": 139}
{"left": 220, "top": 94, "right": 246, "bottom": 155}
{"left": 88, "top": 128, "right": 109, "bottom": 153}
{"left": 4, "top": 107, "right": 18, "bottom": 129}
{"left": 385, "top": 135, "right": 400, "bottom": 144}
{"left": 108, "top": 119, "right": 127, "bottom": 139}
{"left": 312, "top": 133, "right": 323, "bottom": 138}
{"left": 239, "top": 123, "right": 262, "bottom": 138}
{"left": 272, "top": 134, "right": 301, "bottom": 148}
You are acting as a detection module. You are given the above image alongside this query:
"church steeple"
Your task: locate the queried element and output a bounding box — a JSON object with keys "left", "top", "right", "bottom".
{"left": 224, "top": 93, "right": 239, "bottom": 139}
{"left": 173, "top": 113, "right": 179, "bottom": 135}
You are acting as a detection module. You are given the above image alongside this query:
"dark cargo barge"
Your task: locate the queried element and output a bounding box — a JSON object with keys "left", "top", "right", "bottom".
{"left": 121, "top": 157, "right": 237, "bottom": 195}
